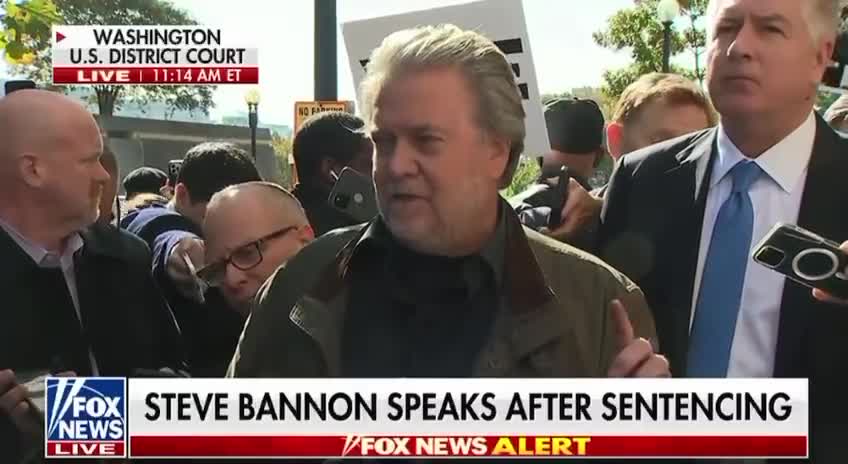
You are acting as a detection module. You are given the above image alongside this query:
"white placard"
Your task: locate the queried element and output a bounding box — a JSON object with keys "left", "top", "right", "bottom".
{"left": 341, "top": 0, "right": 550, "bottom": 156}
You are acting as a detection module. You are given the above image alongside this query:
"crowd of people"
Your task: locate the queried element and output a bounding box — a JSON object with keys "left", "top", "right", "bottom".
{"left": 2, "top": 0, "right": 848, "bottom": 461}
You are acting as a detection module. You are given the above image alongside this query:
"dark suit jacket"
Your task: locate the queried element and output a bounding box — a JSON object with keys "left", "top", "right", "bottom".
{"left": 598, "top": 116, "right": 848, "bottom": 461}
{"left": 1, "top": 222, "right": 186, "bottom": 461}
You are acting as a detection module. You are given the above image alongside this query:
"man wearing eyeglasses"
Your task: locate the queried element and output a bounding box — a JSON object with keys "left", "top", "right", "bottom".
{"left": 201, "top": 182, "right": 314, "bottom": 315}
{"left": 124, "top": 142, "right": 262, "bottom": 376}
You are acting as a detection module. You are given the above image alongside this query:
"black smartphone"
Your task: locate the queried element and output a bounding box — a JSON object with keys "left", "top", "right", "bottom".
{"left": 536, "top": 165, "right": 571, "bottom": 228}
{"left": 753, "top": 223, "right": 848, "bottom": 300}
{"left": 4, "top": 79, "right": 36, "bottom": 95}
{"left": 328, "top": 167, "right": 377, "bottom": 223}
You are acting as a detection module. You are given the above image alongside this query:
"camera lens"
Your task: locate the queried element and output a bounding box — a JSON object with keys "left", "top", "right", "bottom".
{"left": 755, "top": 246, "right": 785, "bottom": 268}
{"left": 793, "top": 249, "right": 839, "bottom": 281}
{"left": 333, "top": 193, "right": 350, "bottom": 209}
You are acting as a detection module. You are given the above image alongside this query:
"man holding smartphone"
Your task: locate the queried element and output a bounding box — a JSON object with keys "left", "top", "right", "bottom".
{"left": 513, "top": 74, "right": 719, "bottom": 249}
{"left": 510, "top": 98, "right": 605, "bottom": 248}
{"left": 291, "top": 111, "right": 375, "bottom": 236}
{"left": 598, "top": 0, "right": 848, "bottom": 459}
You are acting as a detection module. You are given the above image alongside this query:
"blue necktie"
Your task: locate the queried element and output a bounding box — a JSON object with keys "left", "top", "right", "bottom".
{"left": 687, "top": 161, "right": 763, "bottom": 377}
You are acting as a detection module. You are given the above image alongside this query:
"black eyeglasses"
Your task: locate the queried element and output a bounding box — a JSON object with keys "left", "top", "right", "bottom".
{"left": 197, "top": 226, "right": 299, "bottom": 287}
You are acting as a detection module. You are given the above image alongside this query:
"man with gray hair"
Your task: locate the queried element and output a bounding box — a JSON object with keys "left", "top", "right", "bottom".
{"left": 229, "top": 24, "right": 668, "bottom": 380}
{"left": 599, "top": 1, "right": 848, "bottom": 458}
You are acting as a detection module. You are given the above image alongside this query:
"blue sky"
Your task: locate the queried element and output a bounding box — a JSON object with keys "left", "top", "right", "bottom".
{"left": 3, "top": 0, "right": 682, "bottom": 127}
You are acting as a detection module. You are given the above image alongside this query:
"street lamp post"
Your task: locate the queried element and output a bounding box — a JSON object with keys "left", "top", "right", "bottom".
{"left": 657, "top": 0, "right": 680, "bottom": 73}
{"left": 314, "top": 0, "right": 337, "bottom": 100}
{"left": 244, "top": 89, "right": 261, "bottom": 160}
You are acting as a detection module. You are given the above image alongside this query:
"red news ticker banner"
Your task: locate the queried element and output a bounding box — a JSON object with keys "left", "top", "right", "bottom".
{"left": 52, "top": 66, "right": 258, "bottom": 84}
{"left": 129, "top": 435, "right": 808, "bottom": 458}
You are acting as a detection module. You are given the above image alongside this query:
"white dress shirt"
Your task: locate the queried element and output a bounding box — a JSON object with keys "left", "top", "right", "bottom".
{"left": 0, "top": 219, "right": 99, "bottom": 375}
{"left": 690, "top": 112, "right": 815, "bottom": 378}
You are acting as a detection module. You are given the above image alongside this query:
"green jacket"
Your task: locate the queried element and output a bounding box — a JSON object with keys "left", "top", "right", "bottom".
{"left": 228, "top": 208, "right": 657, "bottom": 378}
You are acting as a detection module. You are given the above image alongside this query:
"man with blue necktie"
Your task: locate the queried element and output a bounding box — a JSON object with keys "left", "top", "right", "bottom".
{"left": 598, "top": 0, "right": 848, "bottom": 460}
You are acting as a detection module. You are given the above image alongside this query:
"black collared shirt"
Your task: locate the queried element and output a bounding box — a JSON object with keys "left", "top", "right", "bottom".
{"left": 341, "top": 207, "right": 506, "bottom": 377}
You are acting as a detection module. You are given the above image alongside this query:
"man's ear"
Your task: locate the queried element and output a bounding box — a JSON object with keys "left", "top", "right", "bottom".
{"left": 18, "top": 153, "right": 46, "bottom": 188}
{"left": 299, "top": 224, "right": 315, "bottom": 242}
{"left": 174, "top": 182, "right": 191, "bottom": 206}
{"left": 606, "top": 123, "right": 624, "bottom": 161}
{"left": 815, "top": 36, "right": 837, "bottom": 86}
{"left": 485, "top": 133, "right": 511, "bottom": 181}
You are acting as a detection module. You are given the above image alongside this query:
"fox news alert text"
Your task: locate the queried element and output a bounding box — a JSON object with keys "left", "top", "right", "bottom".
{"left": 39, "top": 378, "right": 803, "bottom": 459}
{"left": 51, "top": 26, "right": 258, "bottom": 85}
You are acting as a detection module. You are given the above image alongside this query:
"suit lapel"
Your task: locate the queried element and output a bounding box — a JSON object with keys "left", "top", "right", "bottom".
{"left": 773, "top": 117, "right": 847, "bottom": 378}
{"left": 72, "top": 249, "right": 97, "bottom": 364}
{"left": 474, "top": 297, "right": 571, "bottom": 376}
{"left": 289, "top": 292, "right": 348, "bottom": 377}
{"left": 287, "top": 230, "right": 361, "bottom": 377}
{"left": 474, "top": 209, "right": 585, "bottom": 377}
{"left": 653, "top": 130, "right": 718, "bottom": 375}
{"left": 75, "top": 227, "right": 121, "bottom": 375}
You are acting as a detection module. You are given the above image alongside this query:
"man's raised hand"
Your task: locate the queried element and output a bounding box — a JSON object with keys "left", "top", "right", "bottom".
{"left": 606, "top": 300, "right": 670, "bottom": 378}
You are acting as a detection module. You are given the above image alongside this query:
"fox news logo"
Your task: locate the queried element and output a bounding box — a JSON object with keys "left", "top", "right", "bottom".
{"left": 45, "top": 377, "right": 126, "bottom": 458}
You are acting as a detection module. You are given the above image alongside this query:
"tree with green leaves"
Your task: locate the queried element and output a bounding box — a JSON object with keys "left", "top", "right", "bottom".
{"left": 679, "top": 0, "right": 708, "bottom": 86}
{"left": 501, "top": 156, "right": 540, "bottom": 199}
{"left": 593, "top": 0, "right": 708, "bottom": 102}
{"left": 0, "top": 0, "right": 60, "bottom": 64}
{"left": 817, "top": 90, "right": 841, "bottom": 115}
{"left": 10, "top": 0, "right": 215, "bottom": 117}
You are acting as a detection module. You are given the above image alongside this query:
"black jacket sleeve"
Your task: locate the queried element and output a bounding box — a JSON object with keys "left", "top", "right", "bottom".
{"left": 597, "top": 156, "right": 633, "bottom": 255}
{"left": 509, "top": 183, "right": 554, "bottom": 231}
{"left": 0, "top": 416, "right": 21, "bottom": 464}
{"left": 122, "top": 230, "right": 189, "bottom": 376}
{"left": 83, "top": 223, "right": 190, "bottom": 377}
{"left": 138, "top": 254, "right": 190, "bottom": 376}
{"left": 596, "top": 155, "right": 657, "bottom": 282}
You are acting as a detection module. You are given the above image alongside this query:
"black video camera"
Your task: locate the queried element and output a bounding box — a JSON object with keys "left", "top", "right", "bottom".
{"left": 3, "top": 79, "right": 36, "bottom": 96}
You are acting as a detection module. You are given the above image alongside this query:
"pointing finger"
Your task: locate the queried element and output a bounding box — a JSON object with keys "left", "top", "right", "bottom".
{"left": 611, "top": 299, "right": 634, "bottom": 351}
